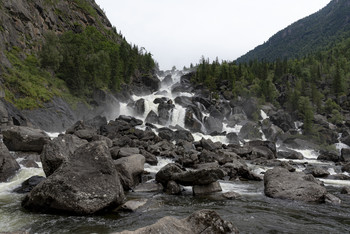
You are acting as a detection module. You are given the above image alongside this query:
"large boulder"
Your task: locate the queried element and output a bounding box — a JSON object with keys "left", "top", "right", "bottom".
{"left": 156, "top": 165, "right": 225, "bottom": 186}
{"left": 117, "top": 209, "right": 238, "bottom": 234}
{"left": 114, "top": 154, "right": 145, "bottom": 191}
{"left": 40, "top": 134, "right": 88, "bottom": 177}
{"left": 22, "top": 141, "right": 125, "bottom": 214}
{"left": 270, "top": 110, "right": 295, "bottom": 132}
{"left": 0, "top": 141, "right": 20, "bottom": 182}
{"left": 158, "top": 100, "right": 175, "bottom": 125}
{"left": 204, "top": 116, "right": 223, "bottom": 134}
{"left": 242, "top": 97, "right": 259, "bottom": 120}
{"left": 264, "top": 167, "right": 327, "bottom": 202}
{"left": 184, "top": 109, "right": 202, "bottom": 133}
{"left": 239, "top": 122, "right": 262, "bottom": 140}
{"left": 2, "top": 126, "right": 50, "bottom": 152}
{"left": 246, "top": 140, "right": 277, "bottom": 159}
{"left": 340, "top": 148, "right": 350, "bottom": 162}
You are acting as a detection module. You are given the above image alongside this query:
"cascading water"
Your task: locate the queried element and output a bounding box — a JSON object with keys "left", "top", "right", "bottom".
{"left": 1, "top": 70, "right": 350, "bottom": 233}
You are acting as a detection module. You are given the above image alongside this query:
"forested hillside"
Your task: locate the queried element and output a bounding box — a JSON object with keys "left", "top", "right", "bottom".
{"left": 0, "top": 0, "right": 155, "bottom": 109}
{"left": 237, "top": 0, "right": 350, "bottom": 62}
{"left": 192, "top": 36, "right": 350, "bottom": 141}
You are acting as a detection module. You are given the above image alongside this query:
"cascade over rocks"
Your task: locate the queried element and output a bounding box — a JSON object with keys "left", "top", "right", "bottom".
{"left": 22, "top": 141, "right": 125, "bottom": 215}
{"left": 0, "top": 141, "right": 20, "bottom": 182}
{"left": 264, "top": 167, "right": 327, "bottom": 202}
{"left": 2, "top": 126, "right": 50, "bottom": 153}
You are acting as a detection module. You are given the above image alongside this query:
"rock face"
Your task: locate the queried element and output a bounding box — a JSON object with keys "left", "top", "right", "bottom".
{"left": 22, "top": 141, "right": 125, "bottom": 214}
{"left": 0, "top": 141, "right": 20, "bottom": 182}
{"left": 40, "top": 134, "right": 88, "bottom": 177}
{"left": 117, "top": 209, "right": 238, "bottom": 234}
{"left": 264, "top": 167, "right": 327, "bottom": 202}
{"left": 114, "top": 154, "right": 145, "bottom": 191}
{"left": 2, "top": 126, "right": 50, "bottom": 152}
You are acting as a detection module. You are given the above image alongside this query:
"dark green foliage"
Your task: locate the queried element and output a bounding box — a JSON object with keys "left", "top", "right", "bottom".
{"left": 39, "top": 26, "right": 155, "bottom": 97}
{"left": 192, "top": 35, "right": 350, "bottom": 136}
{"left": 238, "top": 0, "right": 350, "bottom": 63}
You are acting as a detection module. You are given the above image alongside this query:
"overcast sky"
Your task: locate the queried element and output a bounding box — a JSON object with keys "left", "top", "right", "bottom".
{"left": 95, "top": 0, "right": 331, "bottom": 70}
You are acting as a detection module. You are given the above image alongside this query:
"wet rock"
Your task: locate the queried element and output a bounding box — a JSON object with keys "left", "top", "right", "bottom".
{"left": 204, "top": 116, "right": 223, "bottom": 134}
{"left": 277, "top": 150, "right": 304, "bottom": 160}
{"left": 140, "top": 149, "right": 158, "bottom": 165}
{"left": 140, "top": 74, "right": 161, "bottom": 93}
{"left": 200, "top": 138, "right": 219, "bottom": 151}
{"left": 223, "top": 159, "right": 261, "bottom": 181}
{"left": 133, "top": 98, "right": 146, "bottom": 116}
{"left": 222, "top": 191, "right": 241, "bottom": 200}
{"left": 0, "top": 141, "right": 20, "bottom": 182}
{"left": 172, "top": 168, "right": 225, "bottom": 186}
{"left": 325, "top": 193, "right": 341, "bottom": 205}
{"left": 117, "top": 115, "right": 143, "bottom": 127}
{"left": 246, "top": 140, "right": 276, "bottom": 159}
{"left": 158, "top": 100, "right": 175, "bottom": 125}
{"left": 282, "top": 137, "right": 318, "bottom": 150}
{"left": 155, "top": 163, "right": 184, "bottom": 186}
{"left": 120, "top": 199, "right": 148, "bottom": 212}
{"left": 114, "top": 154, "right": 145, "bottom": 191}
{"left": 317, "top": 151, "right": 339, "bottom": 162}
{"left": 270, "top": 110, "right": 294, "bottom": 132}
{"left": 41, "top": 134, "right": 88, "bottom": 177}
{"left": 91, "top": 135, "right": 113, "bottom": 148}
{"left": 184, "top": 110, "right": 202, "bottom": 133}
{"left": 13, "top": 176, "right": 45, "bottom": 194}
{"left": 239, "top": 121, "right": 262, "bottom": 140}
{"left": 145, "top": 110, "right": 158, "bottom": 124}
{"left": 242, "top": 97, "right": 259, "bottom": 120}
{"left": 340, "top": 148, "right": 350, "bottom": 162}
{"left": 341, "top": 163, "right": 350, "bottom": 173}
{"left": 162, "top": 74, "right": 173, "bottom": 86}
{"left": 20, "top": 159, "right": 39, "bottom": 168}
{"left": 264, "top": 167, "right": 327, "bottom": 202}
{"left": 166, "top": 180, "right": 182, "bottom": 195}
{"left": 226, "top": 132, "right": 240, "bottom": 145}
{"left": 2, "top": 126, "right": 50, "bottom": 153}
{"left": 22, "top": 141, "right": 125, "bottom": 214}
{"left": 117, "top": 209, "right": 238, "bottom": 234}
{"left": 193, "top": 181, "right": 222, "bottom": 195}
{"left": 311, "top": 167, "right": 330, "bottom": 178}
{"left": 174, "top": 130, "right": 194, "bottom": 143}
{"left": 117, "top": 147, "right": 140, "bottom": 158}
{"left": 261, "top": 119, "right": 284, "bottom": 142}
{"left": 84, "top": 115, "right": 108, "bottom": 130}
{"left": 133, "top": 183, "right": 163, "bottom": 193}
{"left": 341, "top": 187, "right": 350, "bottom": 195}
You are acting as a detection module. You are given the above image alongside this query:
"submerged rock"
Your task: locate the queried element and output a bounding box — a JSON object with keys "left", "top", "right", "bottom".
{"left": 14, "top": 176, "right": 45, "bottom": 194}
{"left": 116, "top": 209, "right": 238, "bottom": 234}
{"left": 22, "top": 141, "right": 125, "bottom": 215}
{"left": 264, "top": 167, "right": 327, "bottom": 202}
{"left": 0, "top": 141, "right": 20, "bottom": 182}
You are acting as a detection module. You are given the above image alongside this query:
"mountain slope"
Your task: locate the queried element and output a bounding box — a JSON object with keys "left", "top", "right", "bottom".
{"left": 237, "top": 0, "right": 350, "bottom": 62}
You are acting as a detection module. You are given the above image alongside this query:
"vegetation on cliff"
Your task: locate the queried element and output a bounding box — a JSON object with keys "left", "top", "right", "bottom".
{"left": 0, "top": 0, "right": 156, "bottom": 109}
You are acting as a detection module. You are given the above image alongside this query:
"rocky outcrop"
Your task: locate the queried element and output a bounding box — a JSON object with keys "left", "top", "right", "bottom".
{"left": 0, "top": 141, "right": 20, "bottom": 182}
{"left": 264, "top": 167, "right": 327, "bottom": 202}
{"left": 40, "top": 134, "right": 88, "bottom": 177}
{"left": 22, "top": 141, "right": 125, "bottom": 214}
{"left": 117, "top": 209, "right": 238, "bottom": 234}
{"left": 2, "top": 126, "right": 50, "bottom": 152}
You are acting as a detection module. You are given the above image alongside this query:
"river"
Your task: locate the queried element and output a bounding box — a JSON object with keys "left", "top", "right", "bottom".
{"left": 1, "top": 71, "right": 350, "bottom": 233}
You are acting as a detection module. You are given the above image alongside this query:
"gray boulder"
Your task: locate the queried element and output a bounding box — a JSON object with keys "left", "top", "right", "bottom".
{"left": 193, "top": 181, "right": 222, "bottom": 195}
{"left": 22, "top": 141, "right": 125, "bottom": 214}
{"left": 41, "top": 134, "right": 88, "bottom": 177}
{"left": 114, "top": 154, "right": 145, "bottom": 191}
{"left": 117, "top": 209, "right": 238, "bottom": 234}
{"left": 264, "top": 167, "right": 327, "bottom": 202}
{"left": 2, "top": 126, "right": 50, "bottom": 152}
{"left": 204, "top": 116, "right": 223, "bottom": 134}
{"left": 0, "top": 141, "right": 20, "bottom": 182}
{"left": 171, "top": 168, "right": 225, "bottom": 186}
{"left": 340, "top": 148, "right": 350, "bottom": 162}
{"left": 14, "top": 176, "right": 45, "bottom": 194}
{"left": 239, "top": 122, "right": 262, "bottom": 140}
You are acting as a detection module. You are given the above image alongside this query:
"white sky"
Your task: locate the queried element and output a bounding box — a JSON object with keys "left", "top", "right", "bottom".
{"left": 95, "top": 0, "right": 331, "bottom": 70}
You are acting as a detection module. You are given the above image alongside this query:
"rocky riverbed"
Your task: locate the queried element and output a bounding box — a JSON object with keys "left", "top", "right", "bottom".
{"left": 1, "top": 71, "right": 350, "bottom": 233}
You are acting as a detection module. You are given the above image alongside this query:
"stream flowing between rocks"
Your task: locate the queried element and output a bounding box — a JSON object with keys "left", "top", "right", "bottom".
{"left": 1, "top": 71, "right": 350, "bottom": 233}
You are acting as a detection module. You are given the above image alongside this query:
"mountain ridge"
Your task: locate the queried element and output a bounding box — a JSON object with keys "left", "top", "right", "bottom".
{"left": 237, "top": 0, "right": 350, "bottom": 62}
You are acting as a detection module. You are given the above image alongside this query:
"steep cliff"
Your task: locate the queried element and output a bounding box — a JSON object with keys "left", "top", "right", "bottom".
{"left": 0, "top": 0, "right": 155, "bottom": 132}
